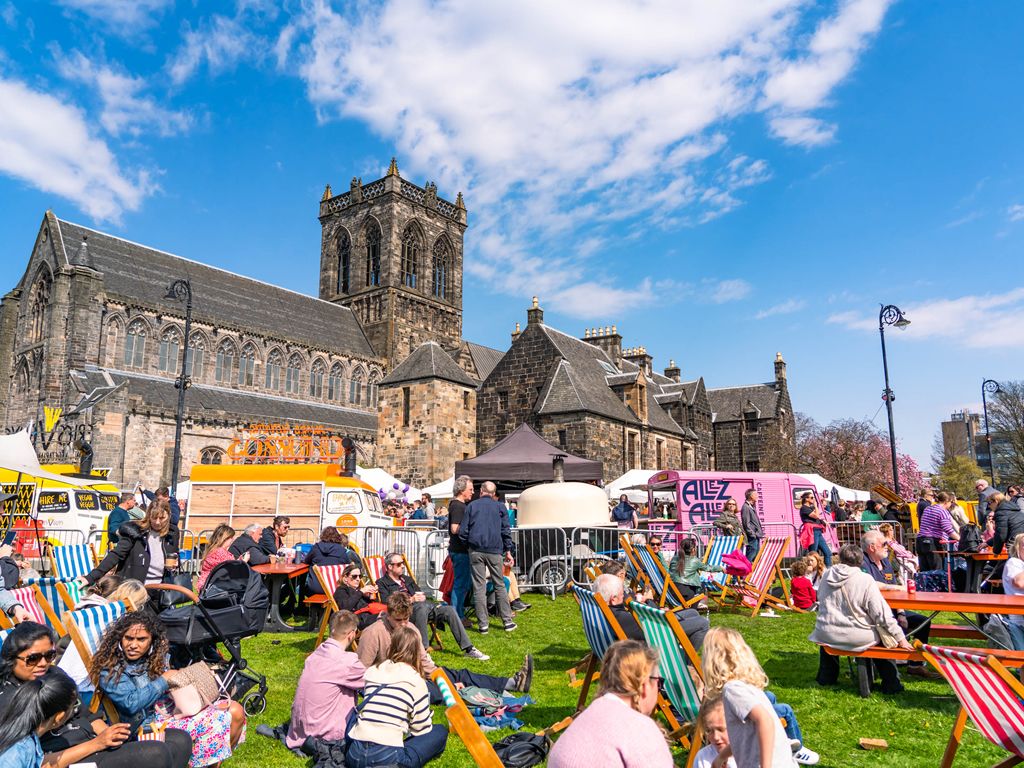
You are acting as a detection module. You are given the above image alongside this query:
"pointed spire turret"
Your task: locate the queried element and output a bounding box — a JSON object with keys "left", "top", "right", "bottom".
{"left": 455, "top": 192, "right": 465, "bottom": 210}
{"left": 387, "top": 157, "right": 400, "bottom": 177}
{"left": 322, "top": 184, "right": 332, "bottom": 201}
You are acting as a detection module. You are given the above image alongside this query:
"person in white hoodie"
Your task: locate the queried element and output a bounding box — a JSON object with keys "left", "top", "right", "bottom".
{"left": 809, "top": 545, "right": 913, "bottom": 695}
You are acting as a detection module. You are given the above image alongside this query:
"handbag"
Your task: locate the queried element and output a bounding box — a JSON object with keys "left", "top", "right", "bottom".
{"left": 840, "top": 582, "right": 900, "bottom": 649}
{"left": 170, "top": 662, "right": 221, "bottom": 717}
{"left": 158, "top": 571, "right": 194, "bottom": 610}
{"left": 493, "top": 732, "right": 551, "bottom": 768}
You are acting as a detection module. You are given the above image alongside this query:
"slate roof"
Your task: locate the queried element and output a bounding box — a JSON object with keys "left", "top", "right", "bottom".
{"left": 54, "top": 218, "right": 376, "bottom": 359}
{"left": 706, "top": 383, "right": 781, "bottom": 421}
{"left": 72, "top": 367, "right": 377, "bottom": 432}
{"left": 381, "top": 342, "right": 478, "bottom": 387}
{"left": 464, "top": 341, "right": 504, "bottom": 381}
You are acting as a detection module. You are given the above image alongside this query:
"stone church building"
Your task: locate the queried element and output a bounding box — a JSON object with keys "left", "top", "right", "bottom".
{"left": 1, "top": 160, "right": 795, "bottom": 488}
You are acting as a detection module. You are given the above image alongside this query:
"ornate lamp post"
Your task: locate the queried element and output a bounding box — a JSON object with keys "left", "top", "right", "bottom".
{"left": 982, "top": 379, "right": 1003, "bottom": 486}
{"left": 164, "top": 279, "right": 193, "bottom": 498}
{"left": 878, "top": 304, "right": 911, "bottom": 496}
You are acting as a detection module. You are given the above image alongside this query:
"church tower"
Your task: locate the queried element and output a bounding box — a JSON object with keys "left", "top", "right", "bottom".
{"left": 318, "top": 159, "right": 467, "bottom": 370}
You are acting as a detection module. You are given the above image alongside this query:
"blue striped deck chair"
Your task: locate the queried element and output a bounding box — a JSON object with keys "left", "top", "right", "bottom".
{"left": 27, "top": 577, "right": 79, "bottom": 625}
{"left": 65, "top": 600, "right": 130, "bottom": 718}
{"left": 0, "top": 627, "right": 11, "bottom": 645}
{"left": 619, "top": 535, "right": 695, "bottom": 611}
{"left": 569, "top": 583, "right": 628, "bottom": 711}
{"left": 49, "top": 543, "right": 97, "bottom": 581}
{"left": 632, "top": 601, "right": 704, "bottom": 754}
{"left": 701, "top": 534, "right": 743, "bottom": 593}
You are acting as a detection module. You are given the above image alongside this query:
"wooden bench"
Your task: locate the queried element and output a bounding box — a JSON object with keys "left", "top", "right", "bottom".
{"left": 928, "top": 624, "right": 985, "bottom": 641}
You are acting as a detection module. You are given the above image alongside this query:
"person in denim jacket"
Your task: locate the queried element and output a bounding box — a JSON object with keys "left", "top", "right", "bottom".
{"left": 0, "top": 668, "right": 79, "bottom": 768}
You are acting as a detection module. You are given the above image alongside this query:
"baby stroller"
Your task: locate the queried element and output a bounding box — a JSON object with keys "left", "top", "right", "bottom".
{"left": 157, "top": 560, "right": 270, "bottom": 715}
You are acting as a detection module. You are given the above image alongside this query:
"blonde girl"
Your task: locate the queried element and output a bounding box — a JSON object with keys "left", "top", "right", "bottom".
{"left": 703, "top": 627, "right": 796, "bottom": 768}
{"left": 803, "top": 552, "right": 826, "bottom": 589}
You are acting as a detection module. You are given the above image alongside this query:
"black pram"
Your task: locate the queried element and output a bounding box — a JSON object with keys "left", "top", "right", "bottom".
{"left": 160, "top": 560, "right": 270, "bottom": 714}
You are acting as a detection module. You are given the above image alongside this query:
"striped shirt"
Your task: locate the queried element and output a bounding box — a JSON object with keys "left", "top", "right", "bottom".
{"left": 347, "top": 660, "right": 432, "bottom": 748}
{"left": 918, "top": 504, "right": 955, "bottom": 541}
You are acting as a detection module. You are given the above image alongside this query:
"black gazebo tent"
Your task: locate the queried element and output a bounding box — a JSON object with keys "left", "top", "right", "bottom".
{"left": 454, "top": 423, "right": 603, "bottom": 487}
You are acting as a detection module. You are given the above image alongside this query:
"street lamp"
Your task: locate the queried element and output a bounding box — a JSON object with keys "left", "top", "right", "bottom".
{"left": 879, "top": 304, "right": 911, "bottom": 497}
{"left": 164, "top": 279, "right": 193, "bottom": 498}
{"left": 982, "top": 378, "right": 1003, "bottom": 486}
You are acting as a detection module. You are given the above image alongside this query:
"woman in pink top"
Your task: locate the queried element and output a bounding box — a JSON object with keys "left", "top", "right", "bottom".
{"left": 197, "top": 524, "right": 244, "bottom": 591}
{"left": 548, "top": 640, "right": 672, "bottom": 768}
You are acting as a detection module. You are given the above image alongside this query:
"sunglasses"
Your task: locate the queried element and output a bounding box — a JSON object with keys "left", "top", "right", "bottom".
{"left": 649, "top": 675, "right": 665, "bottom": 694}
{"left": 650, "top": 542, "right": 663, "bottom": 548}
{"left": 347, "top": 573, "right": 362, "bottom": 580}
{"left": 18, "top": 649, "right": 58, "bottom": 666}
{"left": 388, "top": 561, "right": 404, "bottom": 567}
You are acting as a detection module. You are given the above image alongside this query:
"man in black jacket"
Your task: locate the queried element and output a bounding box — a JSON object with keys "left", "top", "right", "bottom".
{"left": 459, "top": 481, "right": 515, "bottom": 634}
{"left": 229, "top": 523, "right": 270, "bottom": 566}
{"left": 258, "top": 516, "right": 290, "bottom": 557}
{"left": 375, "top": 552, "right": 488, "bottom": 660}
{"left": 740, "top": 489, "right": 763, "bottom": 562}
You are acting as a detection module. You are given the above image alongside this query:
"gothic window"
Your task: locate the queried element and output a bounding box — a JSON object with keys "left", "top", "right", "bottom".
{"left": 28, "top": 271, "right": 52, "bottom": 342}
{"left": 310, "top": 360, "right": 326, "bottom": 398}
{"left": 365, "top": 222, "right": 381, "bottom": 287}
{"left": 238, "top": 343, "right": 258, "bottom": 387}
{"left": 400, "top": 226, "right": 421, "bottom": 289}
{"left": 328, "top": 363, "right": 344, "bottom": 401}
{"left": 349, "top": 370, "right": 364, "bottom": 406}
{"left": 402, "top": 387, "right": 411, "bottom": 427}
{"left": 123, "top": 320, "right": 147, "bottom": 368}
{"left": 158, "top": 328, "right": 181, "bottom": 374}
{"left": 337, "top": 230, "right": 352, "bottom": 294}
{"left": 285, "top": 354, "right": 302, "bottom": 394}
{"left": 186, "top": 337, "right": 205, "bottom": 379}
{"left": 215, "top": 342, "right": 235, "bottom": 384}
{"left": 14, "top": 359, "right": 30, "bottom": 394}
{"left": 104, "top": 321, "right": 120, "bottom": 367}
{"left": 432, "top": 237, "right": 452, "bottom": 298}
{"left": 367, "top": 372, "right": 381, "bottom": 407}
{"left": 265, "top": 350, "right": 283, "bottom": 390}
{"left": 199, "top": 447, "right": 224, "bottom": 465}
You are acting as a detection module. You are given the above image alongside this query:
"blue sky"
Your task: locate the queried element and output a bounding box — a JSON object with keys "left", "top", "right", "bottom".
{"left": 1, "top": 1, "right": 1022, "bottom": 473}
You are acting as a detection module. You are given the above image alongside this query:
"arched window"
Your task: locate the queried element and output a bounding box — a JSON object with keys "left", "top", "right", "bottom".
{"left": 199, "top": 447, "right": 224, "bottom": 465}
{"left": 215, "top": 341, "right": 235, "bottom": 384}
{"left": 310, "top": 360, "right": 326, "bottom": 398}
{"left": 14, "top": 359, "right": 30, "bottom": 394}
{"left": 285, "top": 354, "right": 302, "bottom": 395}
{"left": 349, "top": 369, "right": 364, "bottom": 406}
{"left": 104, "top": 321, "right": 121, "bottom": 367}
{"left": 432, "top": 237, "right": 452, "bottom": 298}
{"left": 158, "top": 328, "right": 181, "bottom": 374}
{"left": 186, "top": 336, "right": 205, "bottom": 379}
{"left": 28, "top": 271, "right": 52, "bottom": 342}
{"left": 367, "top": 371, "right": 382, "bottom": 408}
{"left": 124, "top": 320, "right": 147, "bottom": 368}
{"left": 365, "top": 222, "right": 381, "bottom": 287}
{"left": 265, "top": 350, "right": 283, "bottom": 390}
{"left": 400, "top": 226, "right": 421, "bottom": 288}
{"left": 337, "top": 230, "right": 352, "bottom": 294}
{"left": 328, "top": 363, "right": 344, "bottom": 401}
{"left": 238, "top": 343, "right": 258, "bottom": 386}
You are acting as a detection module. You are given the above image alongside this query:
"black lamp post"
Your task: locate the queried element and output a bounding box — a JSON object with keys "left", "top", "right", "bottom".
{"left": 878, "top": 304, "right": 911, "bottom": 497}
{"left": 164, "top": 279, "right": 193, "bottom": 498}
{"left": 982, "top": 379, "right": 1002, "bottom": 486}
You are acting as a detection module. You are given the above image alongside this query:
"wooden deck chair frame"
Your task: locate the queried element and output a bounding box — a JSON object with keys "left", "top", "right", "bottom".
{"left": 65, "top": 598, "right": 136, "bottom": 721}
{"left": 430, "top": 667, "right": 505, "bottom": 767}
{"left": 0, "top": 584, "right": 66, "bottom": 634}
{"left": 567, "top": 582, "right": 630, "bottom": 712}
{"left": 715, "top": 536, "right": 797, "bottom": 617}
{"left": 619, "top": 534, "right": 693, "bottom": 611}
{"left": 48, "top": 543, "right": 97, "bottom": 580}
{"left": 311, "top": 563, "right": 349, "bottom": 645}
{"left": 362, "top": 553, "right": 443, "bottom": 649}
{"left": 55, "top": 580, "right": 82, "bottom": 613}
{"left": 919, "top": 643, "right": 1024, "bottom": 768}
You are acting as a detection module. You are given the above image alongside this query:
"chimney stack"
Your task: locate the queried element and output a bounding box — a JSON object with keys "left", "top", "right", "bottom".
{"left": 664, "top": 359, "right": 681, "bottom": 383}
{"left": 774, "top": 352, "right": 786, "bottom": 386}
{"left": 584, "top": 324, "right": 623, "bottom": 367}
{"left": 527, "top": 296, "right": 544, "bottom": 326}
{"left": 623, "top": 345, "right": 653, "bottom": 377}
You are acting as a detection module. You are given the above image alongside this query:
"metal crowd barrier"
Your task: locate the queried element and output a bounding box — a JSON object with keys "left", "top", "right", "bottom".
{"left": 689, "top": 522, "right": 800, "bottom": 559}
{"left": 511, "top": 526, "right": 572, "bottom": 597}
{"left": 831, "top": 520, "right": 905, "bottom": 552}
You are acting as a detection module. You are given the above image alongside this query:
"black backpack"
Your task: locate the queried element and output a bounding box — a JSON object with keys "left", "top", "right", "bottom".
{"left": 0, "top": 556, "right": 19, "bottom": 590}
{"left": 958, "top": 524, "right": 983, "bottom": 553}
{"left": 493, "top": 732, "right": 550, "bottom": 767}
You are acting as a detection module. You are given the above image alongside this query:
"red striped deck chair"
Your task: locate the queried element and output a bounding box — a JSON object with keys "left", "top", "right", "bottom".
{"left": 920, "top": 643, "right": 1024, "bottom": 768}
{"left": 716, "top": 536, "right": 796, "bottom": 617}
{"left": 311, "top": 563, "right": 349, "bottom": 645}
{"left": 0, "top": 584, "right": 65, "bottom": 633}
{"left": 363, "top": 553, "right": 442, "bottom": 649}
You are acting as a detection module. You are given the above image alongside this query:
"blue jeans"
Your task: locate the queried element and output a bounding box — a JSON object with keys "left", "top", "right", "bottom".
{"left": 765, "top": 690, "right": 801, "bottom": 744}
{"left": 744, "top": 538, "right": 762, "bottom": 564}
{"left": 345, "top": 725, "right": 448, "bottom": 767}
{"left": 450, "top": 552, "right": 472, "bottom": 619}
{"left": 1008, "top": 621, "right": 1024, "bottom": 651}
{"left": 811, "top": 529, "right": 832, "bottom": 567}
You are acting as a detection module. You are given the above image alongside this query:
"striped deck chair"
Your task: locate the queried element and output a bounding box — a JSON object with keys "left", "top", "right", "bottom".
{"left": 65, "top": 600, "right": 131, "bottom": 719}
{"left": 0, "top": 627, "right": 11, "bottom": 645}
{"left": 920, "top": 643, "right": 1024, "bottom": 767}
{"left": 701, "top": 534, "right": 744, "bottom": 592}
{"left": 430, "top": 667, "right": 504, "bottom": 768}
{"left": 56, "top": 580, "right": 84, "bottom": 612}
{"left": 631, "top": 601, "right": 704, "bottom": 755}
{"left": 0, "top": 585, "right": 65, "bottom": 633}
{"left": 619, "top": 535, "right": 693, "bottom": 611}
{"left": 311, "top": 563, "right": 349, "bottom": 645}
{"left": 49, "top": 543, "right": 97, "bottom": 580}
{"left": 27, "top": 577, "right": 79, "bottom": 625}
{"left": 716, "top": 536, "right": 795, "bottom": 617}
{"left": 568, "top": 583, "right": 628, "bottom": 711}
{"left": 364, "top": 554, "right": 442, "bottom": 649}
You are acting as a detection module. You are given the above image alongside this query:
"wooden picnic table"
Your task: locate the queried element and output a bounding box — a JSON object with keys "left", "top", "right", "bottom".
{"left": 883, "top": 589, "right": 1024, "bottom": 649}
{"left": 953, "top": 549, "right": 1007, "bottom": 593}
{"left": 252, "top": 562, "right": 309, "bottom": 632}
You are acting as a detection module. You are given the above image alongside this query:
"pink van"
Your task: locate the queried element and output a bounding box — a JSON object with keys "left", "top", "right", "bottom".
{"left": 645, "top": 470, "right": 839, "bottom": 556}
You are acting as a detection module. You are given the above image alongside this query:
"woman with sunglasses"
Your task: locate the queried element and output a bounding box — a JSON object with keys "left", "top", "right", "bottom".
{"left": 713, "top": 498, "right": 743, "bottom": 537}
{"left": 548, "top": 639, "right": 672, "bottom": 768}
{"left": 332, "top": 563, "right": 383, "bottom": 629}
{"left": 0, "top": 622, "right": 192, "bottom": 768}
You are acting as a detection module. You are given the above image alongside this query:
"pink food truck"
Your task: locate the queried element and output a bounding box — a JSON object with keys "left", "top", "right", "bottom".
{"left": 645, "top": 470, "right": 840, "bottom": 557}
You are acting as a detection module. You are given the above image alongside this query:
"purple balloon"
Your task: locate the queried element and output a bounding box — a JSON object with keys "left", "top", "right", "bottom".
{"left": 402, "top": 484, "right": 410, "bottom": 493}
{"left": 392, "top": 482, "right": 400, "bottom": 490}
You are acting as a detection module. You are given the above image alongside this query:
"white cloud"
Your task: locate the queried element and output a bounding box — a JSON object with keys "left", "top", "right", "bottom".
{"left": 169, "top": 15, "right": 259, "bottom": 85}
{"left": 54, "top": 0, "right": 172, "bottom": 31}
{"left": 0, "top": 76, "right": 151, "bottom": 221}
{"left": 279, "top": 0, "right": 890, "bottom": 317}
{"left": 828, "top": 289, "right": 1024, "bottom": 349}
{"left": 1008, "top": 204, "right": 1024, "bottom": 223}
{"left": 708, "top": 279, "right": 753, "bottom": 304}
{"left": 54, "top": 50, "right": 193, "bottom": 138}
{"left": 755, "top": 298, "right": 806, "bottom": 319}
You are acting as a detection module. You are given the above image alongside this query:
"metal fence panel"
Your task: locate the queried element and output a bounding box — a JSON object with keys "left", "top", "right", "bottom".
{"left": 510, "top": 526, "right": 571, "bottom": 597}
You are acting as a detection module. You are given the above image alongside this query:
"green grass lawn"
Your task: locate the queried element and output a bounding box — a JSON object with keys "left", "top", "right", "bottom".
{"left": 233, "top": 597, "right": 1006, "bottom": 767}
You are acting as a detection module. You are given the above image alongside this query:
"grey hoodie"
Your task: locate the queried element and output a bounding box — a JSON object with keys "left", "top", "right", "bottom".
{"left": 808, "top": 563, "right": 905, "bottom": 652}
{"left": 0, "top": 588, "right": 23, "bottom": 617}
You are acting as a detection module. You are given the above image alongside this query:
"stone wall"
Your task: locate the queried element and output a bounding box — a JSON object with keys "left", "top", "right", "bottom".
{"left": 377, "top": 378, "right": 476, "bottom": 487}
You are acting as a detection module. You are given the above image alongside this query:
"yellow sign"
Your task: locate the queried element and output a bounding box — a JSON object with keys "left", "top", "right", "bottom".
{"left": 44, "top": 406, "right": 63, "bottom": 433}
{"left": 222, "top": 423, "right": 352, "bottom": 464}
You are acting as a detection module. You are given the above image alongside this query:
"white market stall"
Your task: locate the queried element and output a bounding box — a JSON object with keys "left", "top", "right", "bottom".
{"left": 606, "top": 469, "right": 676, "bottom": 504}
{"left": 798, "top": 473, "right": 870, "bottom": 502}
{"left": 421, "top": 475, "right": 454, "bottom": 501}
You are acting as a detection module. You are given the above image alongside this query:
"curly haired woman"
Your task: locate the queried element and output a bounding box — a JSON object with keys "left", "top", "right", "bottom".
{"left": 90, "top": 612, "right": 246, "bottom": 767}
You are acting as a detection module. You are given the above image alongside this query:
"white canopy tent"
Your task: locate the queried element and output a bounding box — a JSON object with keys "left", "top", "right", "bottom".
{"left": 798, "top": 473, "right": 871, "bottom": 502}
{"left": 606, "top": 469, "right": 675, "bottom": 504}
{"left": 357, "top": 466, "right": 422, "bottom": 501}
{"left": 421, "top": 475, "right": 454, "bottom": 500}
{"left": 0, "top": 431, "right": 100, "bottom": 488}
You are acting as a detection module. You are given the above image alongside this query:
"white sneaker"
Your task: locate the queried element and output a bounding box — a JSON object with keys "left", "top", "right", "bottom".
{"left": 794, "top": 746, "right": 820, "bottom": 765}
{"left": 465, "top": 647, "right": 490, "bottom": 661}
{"left": 759, "top": 609, "right": 779, "bottom": 617}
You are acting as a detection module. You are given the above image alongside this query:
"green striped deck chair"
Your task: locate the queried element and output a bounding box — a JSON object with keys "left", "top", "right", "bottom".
{"left": 716, "top": 536, "right": 796, "bottom": 616}
{"left": 28, "top": 577, "right": 80, "bottom": 624}
{"left": 631, "top": 600, "right": 704, "bottom": 753}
